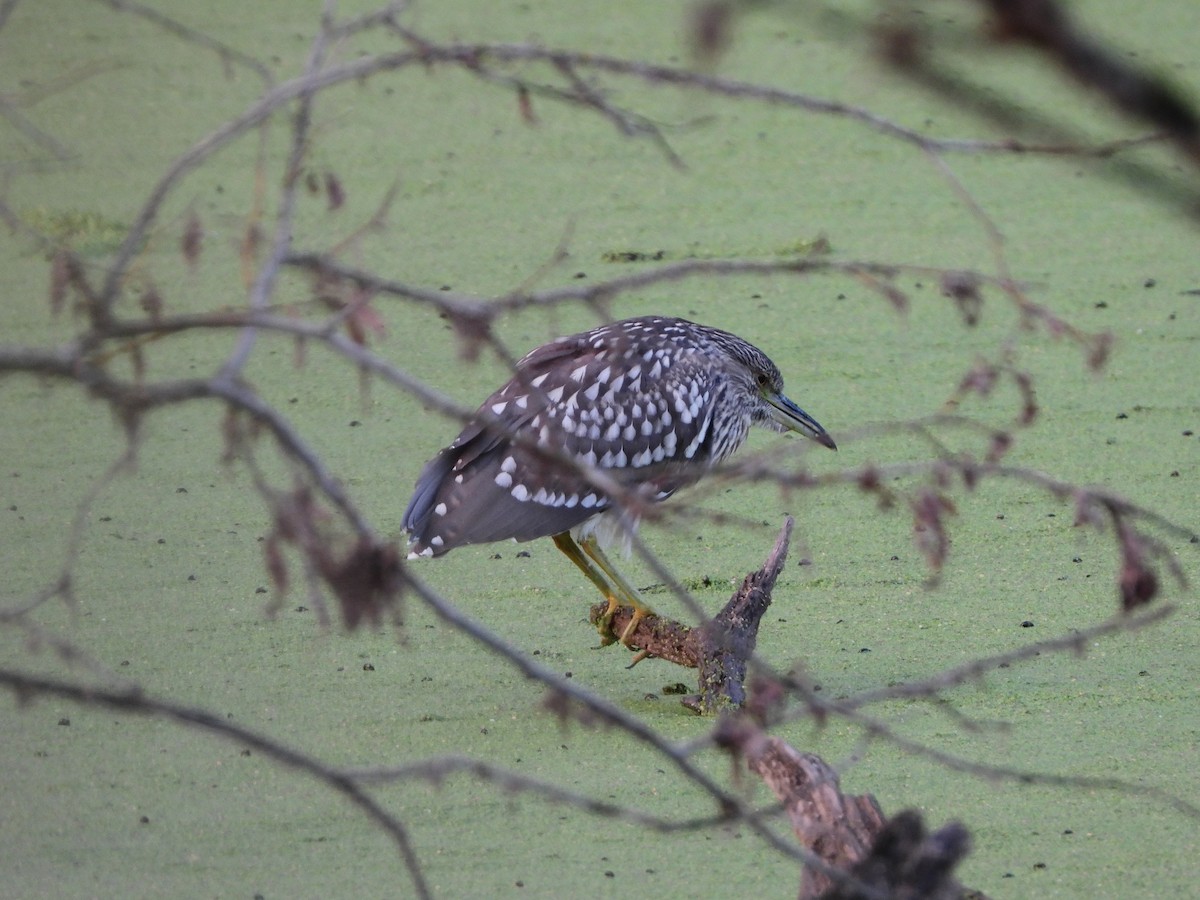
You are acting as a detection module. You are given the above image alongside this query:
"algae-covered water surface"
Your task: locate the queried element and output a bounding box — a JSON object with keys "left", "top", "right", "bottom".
{"left": 2, "top": 1, "right": 1198, "bottom": 897}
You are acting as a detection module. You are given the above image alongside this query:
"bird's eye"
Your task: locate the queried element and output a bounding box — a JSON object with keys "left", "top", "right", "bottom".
{"left": 755, "top": 372, "right": 770, "bottom": 389}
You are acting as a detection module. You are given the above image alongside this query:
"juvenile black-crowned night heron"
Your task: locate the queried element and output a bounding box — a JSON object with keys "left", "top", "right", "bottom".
{"left": 403, "top": 315, "right": 835, "bottom": 647}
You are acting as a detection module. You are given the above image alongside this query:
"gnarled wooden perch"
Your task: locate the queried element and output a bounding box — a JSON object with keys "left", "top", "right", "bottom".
{"left": 590, "top": 515, "right": 794, "bottom": 714}
{"left": 590, "top": 517, "right": 983, "bottom": 898}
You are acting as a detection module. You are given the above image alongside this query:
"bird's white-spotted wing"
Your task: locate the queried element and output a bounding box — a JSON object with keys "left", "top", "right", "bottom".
{"left": 403, "top": 321, "right": 733, "bottom": 556}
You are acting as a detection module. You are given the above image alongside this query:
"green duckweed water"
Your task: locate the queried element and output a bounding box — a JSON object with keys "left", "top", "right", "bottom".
{"left": 2, "top": 1, "right": 1198, "bottom": 897}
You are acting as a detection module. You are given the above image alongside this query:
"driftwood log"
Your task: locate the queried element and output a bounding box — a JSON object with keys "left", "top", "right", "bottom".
{"left": 590, "top": 517, "right": 984, "bottom": 899}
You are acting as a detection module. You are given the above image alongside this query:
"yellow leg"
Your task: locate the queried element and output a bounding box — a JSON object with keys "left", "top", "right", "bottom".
{"left": 579, "top": 535, "right": 656, "bottom": 646}
{"left": 552, "top": 532, "right": 656, "bottom": 647}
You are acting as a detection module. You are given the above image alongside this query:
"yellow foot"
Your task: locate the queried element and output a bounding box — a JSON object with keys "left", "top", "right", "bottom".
{"left": 594, "top": 598, "right": 652, "bottom": 650}
{"left": 617, "top": 607, "right": 646, "bottom": 648}
{"left": 595, "top": 597, "right": 621, "bottom": 647}
{"left": 626, "top": 648, "right": 652, "bottom": 668}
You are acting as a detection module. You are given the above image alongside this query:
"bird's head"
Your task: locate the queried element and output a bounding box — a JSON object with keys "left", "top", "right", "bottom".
{"left": 729, "top": 343, "right": 837, "bottom": 451}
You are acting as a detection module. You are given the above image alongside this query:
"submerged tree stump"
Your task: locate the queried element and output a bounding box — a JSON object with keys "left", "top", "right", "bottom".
{"left": 745, "top": 737, "right": 980, "bottom": 899}
{"left": 747, "top": 737, "right": 887, "bottom": 897}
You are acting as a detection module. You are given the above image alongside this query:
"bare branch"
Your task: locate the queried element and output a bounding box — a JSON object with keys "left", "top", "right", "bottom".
{"left": 0, "top": 667, "right": 432, "bottom": 900}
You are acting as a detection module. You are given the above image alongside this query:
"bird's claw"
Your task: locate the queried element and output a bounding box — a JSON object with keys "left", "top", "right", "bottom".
{"left": 595, "top": 599, "right": 619, "bottom": 646}
{"left": 618, "top": 608, "right": 646, "bottom": 647}
{"left": 595, "top": 599, "right": 648, "bottom": 650}
{"left": 625, "top": 648, "right": 652, "bottom": 669}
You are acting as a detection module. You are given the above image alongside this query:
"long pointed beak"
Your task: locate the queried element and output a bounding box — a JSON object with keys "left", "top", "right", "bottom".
{"left": 767, "top": 392, "right": 837, "bottom": 450}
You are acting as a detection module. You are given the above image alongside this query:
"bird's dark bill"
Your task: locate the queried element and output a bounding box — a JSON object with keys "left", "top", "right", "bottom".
{"left": 768, "top": 393, "right": 837, "bottom": 450}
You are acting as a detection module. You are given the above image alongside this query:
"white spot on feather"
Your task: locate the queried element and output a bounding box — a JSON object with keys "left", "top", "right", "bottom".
{"left": 684, "top": 414, "right": 711, "bottom": 459}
